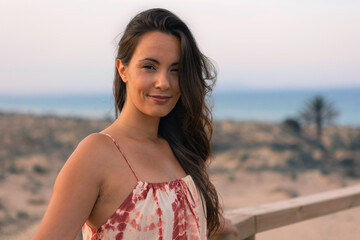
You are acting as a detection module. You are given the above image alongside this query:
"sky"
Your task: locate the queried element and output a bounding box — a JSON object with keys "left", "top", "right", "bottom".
{"left": 0, "top": 0, "right": 359, "bottom": 95}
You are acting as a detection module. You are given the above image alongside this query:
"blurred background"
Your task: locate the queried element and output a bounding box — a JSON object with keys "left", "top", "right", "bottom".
{"left": 0, "top": 0, "right": 359, "bottom": 239}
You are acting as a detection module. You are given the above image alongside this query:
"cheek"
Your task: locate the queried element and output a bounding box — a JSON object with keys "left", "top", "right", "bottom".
{"left": 128, "top": 72, "right": 151, "bottom": 94}
{"left": 172, "top": 75, "right": 180, "bottom": 94}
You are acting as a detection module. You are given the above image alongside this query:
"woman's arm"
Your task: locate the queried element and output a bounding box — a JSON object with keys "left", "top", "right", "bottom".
{"left": 32, "top": 134, "right": 107, "bottom": 240}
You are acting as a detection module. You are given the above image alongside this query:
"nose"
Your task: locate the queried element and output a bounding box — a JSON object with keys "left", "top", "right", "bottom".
{"left": 154, "top": 71, "right": 170, "bottom": 91}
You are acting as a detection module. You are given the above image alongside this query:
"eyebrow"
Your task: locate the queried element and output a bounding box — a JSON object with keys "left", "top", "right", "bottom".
{"left": 139, "top": 58, "right": 179, "bottom": 66}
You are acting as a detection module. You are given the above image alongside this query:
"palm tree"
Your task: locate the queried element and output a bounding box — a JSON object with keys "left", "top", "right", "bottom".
{"left": 298, "top": 95, "right": 339, "bottom": 141}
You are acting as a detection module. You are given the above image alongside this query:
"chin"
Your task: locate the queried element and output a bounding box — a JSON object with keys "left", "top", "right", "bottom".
{"left": 143, "top": 107, "right": 174, "bottom": 118}
{"left": 149, "top": 111, "right": 172, "bottom": 118}
{"left": 139, "top": 101, "right": 178, "bottom": 118}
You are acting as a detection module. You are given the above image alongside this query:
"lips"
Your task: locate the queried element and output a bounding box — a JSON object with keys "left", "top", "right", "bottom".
{"left": 148, "top": 95, "right": 171, "bottom": 103}
{"left": 150, "top": 95, "right": 171, "bottom": 98}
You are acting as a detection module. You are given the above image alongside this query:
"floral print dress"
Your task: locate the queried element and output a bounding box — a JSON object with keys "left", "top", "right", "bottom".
{"left": 82, "top": 133, "right": 207, "bottom": 240}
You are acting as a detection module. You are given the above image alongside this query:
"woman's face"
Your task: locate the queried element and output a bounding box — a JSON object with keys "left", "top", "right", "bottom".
{"left": 117, "top": 31, "right": 181, "bottom": 118}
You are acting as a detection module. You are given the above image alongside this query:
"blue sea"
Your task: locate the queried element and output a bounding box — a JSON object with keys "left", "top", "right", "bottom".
{"left": 1, "top": 88, "right": 359, "bottom": 127}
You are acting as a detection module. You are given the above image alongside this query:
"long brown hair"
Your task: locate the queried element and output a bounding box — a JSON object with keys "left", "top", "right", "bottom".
{"left": 113, "top": 8, "right": 221, "bottom": 237}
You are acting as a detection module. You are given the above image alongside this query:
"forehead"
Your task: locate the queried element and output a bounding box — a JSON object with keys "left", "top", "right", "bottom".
{"left": 131, "top": 31, "right": 180, "bottom": 63}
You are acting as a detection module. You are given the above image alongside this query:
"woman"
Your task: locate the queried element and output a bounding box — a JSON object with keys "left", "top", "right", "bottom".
{"left": 32, "top": 8, "right": 238, "bottom": 239}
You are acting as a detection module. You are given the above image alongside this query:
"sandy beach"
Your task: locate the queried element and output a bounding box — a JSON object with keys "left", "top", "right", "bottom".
{"left": 0, "top": 113, "right": 359, "bottom": 239}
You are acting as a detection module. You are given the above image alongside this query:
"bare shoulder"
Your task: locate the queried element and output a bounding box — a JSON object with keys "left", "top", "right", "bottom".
{"left": 57, "top": 132, "right": 116, "bottom": 190}
{"left": 77, "top": 133, "right": 114, "bottom": 156}
{"left": 70, "top": 133, "right": 116, "bottom": 169}
{"left": 58, "top": 133, "right": 117, "bottom": 190}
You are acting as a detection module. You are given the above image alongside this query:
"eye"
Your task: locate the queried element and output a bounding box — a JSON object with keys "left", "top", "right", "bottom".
{"left": 171, "top": 68, "right": 179, "bottom": 72}
{"left": 143, "top": 65, "right": 156, "bottom": 70}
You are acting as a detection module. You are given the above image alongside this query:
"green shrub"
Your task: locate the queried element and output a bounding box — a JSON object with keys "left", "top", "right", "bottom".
{"left": 33, "top": 164, "right": 47, "bottom": 174}
{"left": 282, "top": 118, "right": 301, "bottom": 134}
{"left": 17, "top": 210, "right": 29, "bottom": 219}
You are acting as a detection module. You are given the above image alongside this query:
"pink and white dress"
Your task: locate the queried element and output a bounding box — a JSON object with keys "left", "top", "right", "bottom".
{"left": 82, "top": 133, "right": 207, "bottom": 240}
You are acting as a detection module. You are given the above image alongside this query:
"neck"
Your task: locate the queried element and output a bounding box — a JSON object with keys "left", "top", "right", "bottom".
{"left": 113, "top": 104, "right": 161, "bottom": 142}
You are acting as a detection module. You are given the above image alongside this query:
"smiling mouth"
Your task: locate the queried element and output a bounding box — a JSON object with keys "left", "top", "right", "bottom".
{"left": 148, "top": 95, "right": 172, "bottom": 103}
{"left": 149, "top": 95, "right": 171, "bottom": 98}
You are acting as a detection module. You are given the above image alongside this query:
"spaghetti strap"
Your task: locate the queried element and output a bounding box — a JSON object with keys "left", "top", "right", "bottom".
{"left": 98, "top": 132, "right": 140, "bottom": 182}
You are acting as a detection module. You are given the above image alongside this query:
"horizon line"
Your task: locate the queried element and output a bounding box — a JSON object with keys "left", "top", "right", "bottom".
{"left": 1, "top": 85, "right": 360, "bottom": 97}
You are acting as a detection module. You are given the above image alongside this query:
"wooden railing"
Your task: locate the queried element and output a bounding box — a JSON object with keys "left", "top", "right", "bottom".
{"left": 215, "top": 184, "right": 360, "bottom": 240}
